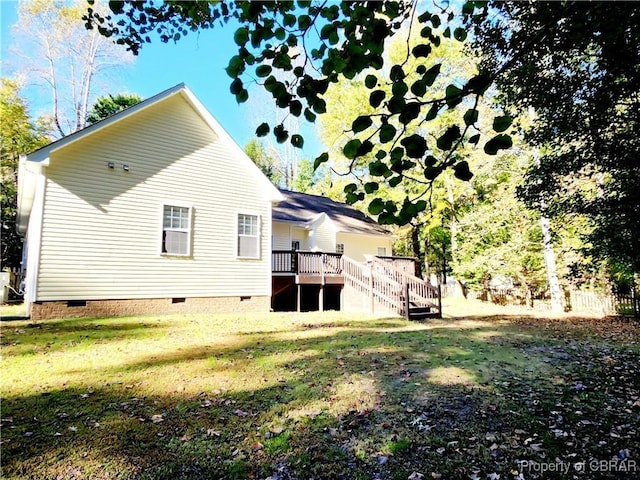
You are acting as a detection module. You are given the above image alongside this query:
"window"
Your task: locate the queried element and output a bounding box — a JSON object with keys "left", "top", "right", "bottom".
{"left": 336, "top": 243, "right": 345, "bottom": 254}
{"left": 162, "top": 204, "right": 191, "bottom": 256}
{"left": 292, "top": 240, "right": 301, "bottom": 251}
{"left": 238, "top": 213, "right": 260, "bottom": 258}
{"left": 377, "top": 247, "right": 387, "bottom": 257}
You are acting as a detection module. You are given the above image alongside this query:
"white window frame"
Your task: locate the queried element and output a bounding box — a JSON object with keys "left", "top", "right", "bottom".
{"left": 160, "top": 202, "right": 192, "bottom": 257}
{"left": 237, "top": 213, "right": 261, "bottom": 259}
{"left": 377, "top": 247, "right": 387, "bottom": 257}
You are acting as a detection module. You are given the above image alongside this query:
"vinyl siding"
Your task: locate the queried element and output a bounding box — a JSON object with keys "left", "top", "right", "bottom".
{"left": 336, "top": 232, "right": 393, "bottom": 263}
{"left": 36, "top": 95, "right": 273, "bottom": 301}
{"left": 311, "top": 214, "right": 337, "bottom": 253}
{"left": 272, "top": 222, "right": 292, "bottom": 250}
{"left": 291, "top": 227, "right": 309, "bottom": 250}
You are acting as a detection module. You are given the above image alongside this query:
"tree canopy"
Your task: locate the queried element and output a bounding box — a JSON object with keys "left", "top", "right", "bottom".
{"left": 85, "top": 0, "right": 510, "bottom": 225}
{"left": 474, "top": 2, "right": 640, "bottom": 273}
{"left": 86, "top": 93, "right": 142, "bottom": 124}
{"left": 86, "top": 0, "right": 640, "bottom": 276}
{"left": 0, "top": 79, "right": 49, "bottom": 268}
{"left": 13, "top": 0, "right": 133, "bottom": 137}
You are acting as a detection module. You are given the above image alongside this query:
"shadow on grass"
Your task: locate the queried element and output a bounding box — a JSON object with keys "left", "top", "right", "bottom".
{"left": 2, "top": 314, "right": 639, "bottom": 480}
{"left": 0, "top": 317, "right": 168, "bottom": 356}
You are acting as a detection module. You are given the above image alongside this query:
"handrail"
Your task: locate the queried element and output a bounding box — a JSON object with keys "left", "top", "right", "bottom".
{"left": 371, "top": 257, "right": 440, "bottom": 314}
{"left": 342, "top": 256, "right": 404, "bottom": 314}
{"left": 273, "top": 252, "right": 441, "bottom": 317}
{"left": 272, "top": 250, "right": 342, "bottom": 275}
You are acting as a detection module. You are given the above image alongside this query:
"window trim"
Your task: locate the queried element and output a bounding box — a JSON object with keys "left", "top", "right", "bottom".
{"left": 236, "top": 212, "right": 261, "bottom": 259}
{"left": 160, "top": 202, "right": 193, "bottom": 257}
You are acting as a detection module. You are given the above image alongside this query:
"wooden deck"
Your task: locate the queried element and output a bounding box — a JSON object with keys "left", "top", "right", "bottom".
{"left": 271, "top": 251, "right": 441, "bottom": 318}
{"left": 272, "top": 251, "right": 344, "bottom": 284}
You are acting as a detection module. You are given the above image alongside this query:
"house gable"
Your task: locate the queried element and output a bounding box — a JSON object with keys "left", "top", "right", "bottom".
{"left": 22, "top": 86, "right": 280, "bottom": 304}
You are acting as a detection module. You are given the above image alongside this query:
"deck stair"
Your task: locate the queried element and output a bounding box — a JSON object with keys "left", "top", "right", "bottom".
{"left": 271, "top": 251, "right": 441, "bottom": 318}
{"left": 342, "top": 256, "right": 442, "bottom": 319}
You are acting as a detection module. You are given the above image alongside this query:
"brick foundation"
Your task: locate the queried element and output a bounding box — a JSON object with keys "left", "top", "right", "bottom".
{"left": 29, "top": 295, "right": 270, "bottom": 320}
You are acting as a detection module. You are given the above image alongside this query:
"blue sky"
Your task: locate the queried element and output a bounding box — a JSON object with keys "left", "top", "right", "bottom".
{"left": 0, "top": 1, "right": 320, "bottom": 157}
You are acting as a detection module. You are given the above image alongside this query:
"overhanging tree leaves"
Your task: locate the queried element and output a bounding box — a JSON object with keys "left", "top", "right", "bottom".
{"left": 85, "top": 0, "right": 640, "bottom": 283}
{"left": 85, "top": 0, "right": 516, "bottom": 227}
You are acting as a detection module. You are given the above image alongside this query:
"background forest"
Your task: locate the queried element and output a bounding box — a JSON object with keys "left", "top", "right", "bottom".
{"left": 2, "top": 0, "right": 638, "bottom": 312}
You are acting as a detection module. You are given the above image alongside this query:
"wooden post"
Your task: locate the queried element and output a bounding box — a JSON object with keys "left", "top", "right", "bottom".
{"left": 404, "top": 282, "right": 410, "bottom": 320}
{"left": 296, "top": 283, "right": 301, "bottom": 312}
{"left": 369, "top": 264, "right": 374, "bottom": 314}
{"left": 319, "top": 254, "right": 325, "bottom": 312}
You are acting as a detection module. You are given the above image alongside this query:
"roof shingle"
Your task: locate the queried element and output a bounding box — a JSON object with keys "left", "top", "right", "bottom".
{"left": 273, "top": 190, "right": 390, "bottom": 236}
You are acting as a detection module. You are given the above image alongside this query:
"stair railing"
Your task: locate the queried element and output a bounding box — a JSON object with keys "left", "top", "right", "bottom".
{"left": 371, "top": 257, "right": 441, "bottom": 314}
{"left": 342, "top": 256, "right": 404, "bottom": 314}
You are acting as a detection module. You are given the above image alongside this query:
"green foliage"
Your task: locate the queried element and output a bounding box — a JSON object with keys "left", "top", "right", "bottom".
{"left": 85, "top": 0, "right": 640, "bottom": 280}
{"left": 86, "top": 93, "right": 142, "bottom": 124}
{"left": 291, "top": 158, "right": 327, "bottom": 194}
{"left": 473, "top": 2, "right": 640, "bottom": 273}
{"left": 85, "top": 0, "right": 507, "bottom": 228}
{"left": 244, "top": 138, "right": 284, "bottom": 187}
{"left": 0, "top": 78, "right": 49, "bottom": 269}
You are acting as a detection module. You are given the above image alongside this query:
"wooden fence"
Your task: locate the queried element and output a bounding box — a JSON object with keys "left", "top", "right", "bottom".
{"left": 460, "top": 286, "right": 638, "bottom": 317}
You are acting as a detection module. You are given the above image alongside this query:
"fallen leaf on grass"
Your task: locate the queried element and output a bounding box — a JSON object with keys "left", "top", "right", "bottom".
{"left": 150, "top": 414, "right": 164, "bottom": 424}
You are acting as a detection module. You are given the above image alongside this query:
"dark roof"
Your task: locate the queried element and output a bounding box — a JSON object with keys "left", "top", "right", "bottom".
{"left": 273, "top": 190, "right": 390, "bottom": 236}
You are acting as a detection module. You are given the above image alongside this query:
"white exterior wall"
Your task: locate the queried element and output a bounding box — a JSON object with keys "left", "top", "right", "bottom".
{"left": 310, "top": 214, "right": 337, "bottom": 253}
{"left": 290, "top": 226, "right": 309, "bottom": 250}
{"left": 35, "top": 95, "right": 273, "bottom": 301}
{"left": 272, "top": 222, "right": 291, "bottom": 250}
{"left": 336, "top": 232, "right": 393, "bottom": 263}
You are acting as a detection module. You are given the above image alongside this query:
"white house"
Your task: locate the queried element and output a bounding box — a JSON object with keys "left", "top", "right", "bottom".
{"left": 17, "top": 84, "right": 282, "bottom": 320}
{"left": 18, "top": 84, "right": 441, "bottom": 320}
{"left": 272, "top": 189, "right": 394, "bottom": 261}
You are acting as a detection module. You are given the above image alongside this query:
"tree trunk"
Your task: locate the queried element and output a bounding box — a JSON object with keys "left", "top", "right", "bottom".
{"left": 540, "top": 214, "right": 564, "bottom": 312}
{"left": 424, "top": 235, "right": 431, "bottom": 283}
{"left": 410, "top": 225, "right": 423, "bottom": 279}
{"left": 446, "top": 175, "right": 458, "bottom": 256}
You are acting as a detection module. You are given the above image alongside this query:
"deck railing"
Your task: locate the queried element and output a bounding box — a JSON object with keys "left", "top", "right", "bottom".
{"left": 342, "top": 256, "right": 403, "bottom": 314}
{"left": 375, "top": 256, "right": 417, "bottom": 276}
{"left": 371, "top": 256, "right": 441, "bottom": 315}
{"left": 272, "top": 251, "right": 343, "bottom": 275}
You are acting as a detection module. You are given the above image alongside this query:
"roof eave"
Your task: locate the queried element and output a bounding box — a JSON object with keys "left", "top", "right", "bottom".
{"left": 26, "top": 83, "right": 188, "bottom": 164}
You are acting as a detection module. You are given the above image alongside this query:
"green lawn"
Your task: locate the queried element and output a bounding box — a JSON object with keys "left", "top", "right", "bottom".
{"left": 1, "top": 304, "right": 638, "bottom": 479}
